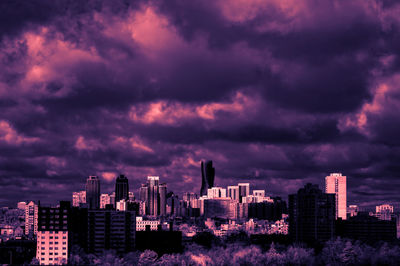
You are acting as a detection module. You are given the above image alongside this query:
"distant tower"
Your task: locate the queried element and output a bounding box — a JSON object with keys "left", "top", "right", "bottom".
{"left": 238, "top": 183, "right": 250, "bottom": 203}
{"left": 200, "top": 161, "right": 215, "bottom": 196}
{"left": 147, "top": 176, "right": 159, "bottom": 216}
{"left": 115, "top": 174, "right": 129, "bottom": 206}
{"left": 325, "top": 173, "right": 347, "bottom": 220}
{"left": 86, "top": 176, "right": 100, "bottom": 209}
{"left": 25, "top": 201, "right": 38, "bottom": 236}
{"left": 159, "top": 183, "right": 167, "bottom": 216}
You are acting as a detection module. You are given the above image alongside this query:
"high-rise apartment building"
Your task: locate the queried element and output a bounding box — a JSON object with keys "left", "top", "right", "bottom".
{"left": 200, "top": 161, "right": 215, "bottom": 196}
{"left": 100, "top": 194, "right": 111, "bottom": 209}
{"left": 325, "top": 173, "right": 347, "bottom": 220}
{"left": 289, "top": 183, "right": 335, "bottom": 243}
{"left": 36, "top": 201, "right": 70, "bottom": 265}
{"left": 376, "top": 204, "right": 394, "bottom": 221}
{"left": 140, "top": 176, "right": 167, "bottom": 216}
{"left": 87, "top": 209, "right": 136, "bottom": 255}
{"left": 159, "top": 183, "right": 167, "bottom": 216}
{"left": 115, "top": 174, "right": 129, "bottom": 206}
{"left": 227, "top": 186, "right": 239, "bottom": 201}
{"left": 72, "top": 191, "right": 86, "bottom": 207}
{"left": 86, "top": 176, "right": 100, "bottom": 209}
{"left": 25, "top": 201, "right": 38, "bottom": 236}
{"left": 207, "top": 187, "right": 227, "bottom": 199}
{"left": 238, "top": 183, "right": 250, "bottom": 203}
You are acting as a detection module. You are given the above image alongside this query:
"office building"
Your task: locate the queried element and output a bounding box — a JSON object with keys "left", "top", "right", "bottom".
{"left": 227, "top": 186, "right": 239, "bottom": 201}
{"left": 200, "top": 161, "right": 215, "bottom": 196}
{"left": 203, "top": 198, "right": 233, "bottom": 219}
{"left": 159, "top": 183, "right": 167, "bottom": 216}
{"left": 289, "top": 183, "right": 335, "bottom": 243}
{"left": 25, "top": 201, "right": 38, "bottom": 236}
{"left": 140, "top": 176, "right": 167, "bottom": 216}
{"left": 87, "top": 209, "right": 136, "bottom": 255}
{"left": 72, "top": 191, "right": 86, "bottom": 207}
{"left": 86, "top": 176, "right": 100, "bottom": 209}
{"left": 325, "top": 173, "right": 347, "bottom": 220}
{"left": 248, "top": 197, "right": 287, "bottom": 221}
{"left": 115, "top": 174, "right": 129, "bottom": 206}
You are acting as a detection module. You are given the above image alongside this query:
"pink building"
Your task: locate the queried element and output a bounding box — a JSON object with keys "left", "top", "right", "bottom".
{"left": 325, "top": 173, "right": 347, "bottom": 220}
{"left": 36, "top": 231, "right": 68, "bottom": 265}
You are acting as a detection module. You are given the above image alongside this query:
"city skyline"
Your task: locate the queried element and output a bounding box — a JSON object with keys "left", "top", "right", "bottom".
{"left": 2, "top": 0, "right": 400, "bottom": 212}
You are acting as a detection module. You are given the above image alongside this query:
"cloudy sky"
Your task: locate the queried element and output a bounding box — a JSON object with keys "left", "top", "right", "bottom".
{"left": 1, "top": 0, "right": 400, "bottom": 209}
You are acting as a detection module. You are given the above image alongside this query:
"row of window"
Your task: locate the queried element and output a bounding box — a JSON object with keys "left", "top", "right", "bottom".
{"left": 40, "top": 226, "right": 68, "bottom": 229}
{"left": 41, "top": 236, "right": 67, "bottom": 239}
{"left": 40, "top": 242, "right": 67, "bottom": 245}
{"left": 41, "top": 231, "right": 67, "bottom": 234}
{"left": 40, "top": 252, "right": 67, "bottom": 256}
{"left": 40, "top": 247, "right": 67, "bottom": 250}
{"left": 41, "top": 209, "right": 68, "bottom": 213}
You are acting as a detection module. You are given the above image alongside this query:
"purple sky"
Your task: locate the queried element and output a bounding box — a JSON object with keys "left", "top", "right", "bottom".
{"left": 1, "top": 0, "right": 400, "bottom": 210}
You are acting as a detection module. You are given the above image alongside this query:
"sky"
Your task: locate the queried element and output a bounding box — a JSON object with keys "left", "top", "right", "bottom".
{"left": 1, "top": 0, "right": 400, "bottom": 210}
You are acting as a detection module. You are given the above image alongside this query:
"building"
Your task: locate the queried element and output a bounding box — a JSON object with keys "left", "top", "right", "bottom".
{"left": 336, "top": 212, "right": 396, "bottom": 242}
{"left": 72, "top": 191, "right": 86, "bottom": 207}
{"left": 25, "top": 201, "right": 38, "bottom": 236}
{"left": 348, "top": 205, "right": 359, "bottom": 218}
{"left": 87, "top": 210, "right": 136, "bottom": 255}
{"left": 248, "top": 197, "right": 287, "bottom": 221}
{"left": 289, "top": 183, "right": 336, "bottom": 243}
{"left": 325, "top": 173, "right": 347, "bottom": 220}
{"left": 227, "top": 186, "right": 239, "bottom": 201}
{"left": 116, "top": 199, "right": 127, "bottom": 211}
{"left": 207, "top": 187, "right": 227, "bottom": 199}
{"left": 115, "top": 174, "right": 129, "bottom": 206}
{"left": 140, "top": 176, "right": 167, "bottom": 216}
{"left": 36, "top": 202, "right": 70, "bottom": 265}
{"left": 203, "top": 198, "right": 234, "bottom": 219}
{"left": 253, "top": 190, "right": 265, "bottom": 197}
{"left": 238, "top": 183, "right": 250, "bottom": 203}
{"left": 200, "top": 161, "right": 215, "bottom": 196}
{"left": 100, "top": 194, "right": 111, "bottom": 209}
{"left": 376, "top": 204, "right": 394, "bottom": 221}
{"left": 86, "top": 176, "right": 100, "bottom": 209}
{"left": 136, "top": 217, "right": 160, "bottom": 231}
{"left": 159, "top": 183, "right": 167, "bottom": 216}
{"left": 129, "top": 192, "right": 135, "bottom": 201}
{"left": 17, "top": 202, "right": 26, "bottom": 210}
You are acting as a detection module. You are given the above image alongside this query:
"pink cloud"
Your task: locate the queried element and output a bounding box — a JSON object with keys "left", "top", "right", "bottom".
{"left": 74, "top": 136, "right": 102, "bottom": 151}
{"left": 0, "top": 120, "right": 38, "bottom": 145}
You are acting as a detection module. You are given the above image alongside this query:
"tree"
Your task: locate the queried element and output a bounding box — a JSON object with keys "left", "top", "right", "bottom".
{"left": 138, "top": 250, "right": 158, "bottom": 266}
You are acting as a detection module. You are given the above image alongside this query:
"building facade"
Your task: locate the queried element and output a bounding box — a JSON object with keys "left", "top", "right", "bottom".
{"left": 200, "top": 160, "right": 215, "bottom": 196}
{"left": 86, "top": 176, "right": 100, "bottom": 209}
{"left": 25, "top": 201, "right": 38, "bottom": 236}
{"left": 325, "top": 173, "right": 347, "bottom": 220}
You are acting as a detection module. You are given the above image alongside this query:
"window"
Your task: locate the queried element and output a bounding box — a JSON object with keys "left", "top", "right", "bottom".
{"left": 55, "top": 253, "right": 58, "bottom": 255}
{"left": 55, "top": 247, "right": 58, "bottom": 250}
{"left": 55, "top": 236, "right": 59, "bottom": 239}
{"left": 55, "top": 242, "right": 58, "bottom": 244}
{"left": 50, "top": 236, "right": 53, "bottom": 239}
{"left": 41, "top": 236, "right": 45, "bottom": 239}
{"left": 62, "top": 236, "right": 66, "bottom": 239}
{"left": 41, "top": 242, "right": 45, "bottom": 244}
{"left": 49, "top": 247, "right": 53, "bottom": 250}
{"left": 63, "top": 231, "right": 66, "bottom": 234}
{"left": 62, "top": 253, "right": 66, "bottom": 255}
{"left": 41, "top": 247, "right": 45, "bottom": 250}
{"left": 41, "top": 258, "right": 44, "bottom": 261}
{"left": 62, "top": 247, "right": 66, "bottom": 250}
{"left": 49, "top": 253, "right": 53, "bottom": 255}
{"left": 49, "top": 242, "right": 53, "bottom": 245}
{"left": 49, "top": 258, "right": 53, "bottom": 260}
{"left": 41, "top": 252, "right": 45, "bottom": 255}
{"left": 62, "top": 242, "right": 66, "bottom": 245}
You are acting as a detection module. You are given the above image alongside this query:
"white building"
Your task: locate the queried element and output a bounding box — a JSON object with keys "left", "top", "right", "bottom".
{"left": 207, "top": 187, "right": 227, "bottom": 199}
{"left": 136, "top": 217, "right": 160, "bottom": 231}
{"left": 36, "top": 231, "right": 68, "bottom": 265}
{"left": 17, "top": 201, "right": 26, "bottom": 210}
{"left": 376, "top": 204, "right": 394, "bottom": 221}
{"left": 227, "top": 186, "right": 239, "bottom": 201}
{"left": 25, "top": 201, "right": 38, "bottom": 236}
{"left": 100, "top": 194, "right": 111, "bottom": 209}
{"left": 253, "top": 190, "right": 265, "bottom": 197}
{"left": 72, "top": 191, "right": 86, "bottom": 207}
{"left": 325, "top": 173, "right": 347, "bottom": 220}
{"left": 116, "top": 199, "right": 127, "bottom": 211}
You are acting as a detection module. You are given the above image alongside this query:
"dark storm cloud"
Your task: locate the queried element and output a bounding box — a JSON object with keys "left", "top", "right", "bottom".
{"left": 1, "top": 0, "right": 400, "bottom": 209}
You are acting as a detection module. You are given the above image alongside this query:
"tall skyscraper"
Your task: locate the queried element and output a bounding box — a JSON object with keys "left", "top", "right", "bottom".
{"left": 159, "top": 183, "right": 167, "bottom": 216}
{"left": 238, "top": 183, "right": 250, "bottom": 203}
{"left": 115, "top": 174, "right": 129, "bottom": 206}
{"left": 325, "top": 173, "right": 347, "bottom": 220}
{"left": 147, "top": 176, "right": 159, "bottom": 216}
{"left": 25, "top": 201, "right": 38, "bottom": 236}
{"left": 289, "top": 183, "right": 335, "bottom": 243}
{"left": 200, "top": 161, "right": 215, "bottom": 196}
{"left": 86, "top": 176, "right": 100, "bottom": 209}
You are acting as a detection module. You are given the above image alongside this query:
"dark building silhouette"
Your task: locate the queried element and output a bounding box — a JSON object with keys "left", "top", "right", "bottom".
{"left": 135, "top": 226, "right": 182, "bottom": 254}
{"left": 87, "top": 209, "right": 136, "bottom": 255}
{"left": 200, "top": 160, "right": 215, "bottom": 196}
{"left": 86, "top": 176, "right": 100, "bottom": 209}
{"left": 248, "top": 197, "right": 287, "bottom": 221}
{"left": 336, "top": 212, "right": 397, "bottom": 242}
{"left": 289, "top": 183, "right": 335, "bottom": 244}
{"left": 115, "top": 174, "right": 129, "bottom": 206}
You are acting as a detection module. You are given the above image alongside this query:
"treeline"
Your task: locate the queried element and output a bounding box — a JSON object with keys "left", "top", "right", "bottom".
{"left": 30, "top": 236, "right": 400, "bottom": 265}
